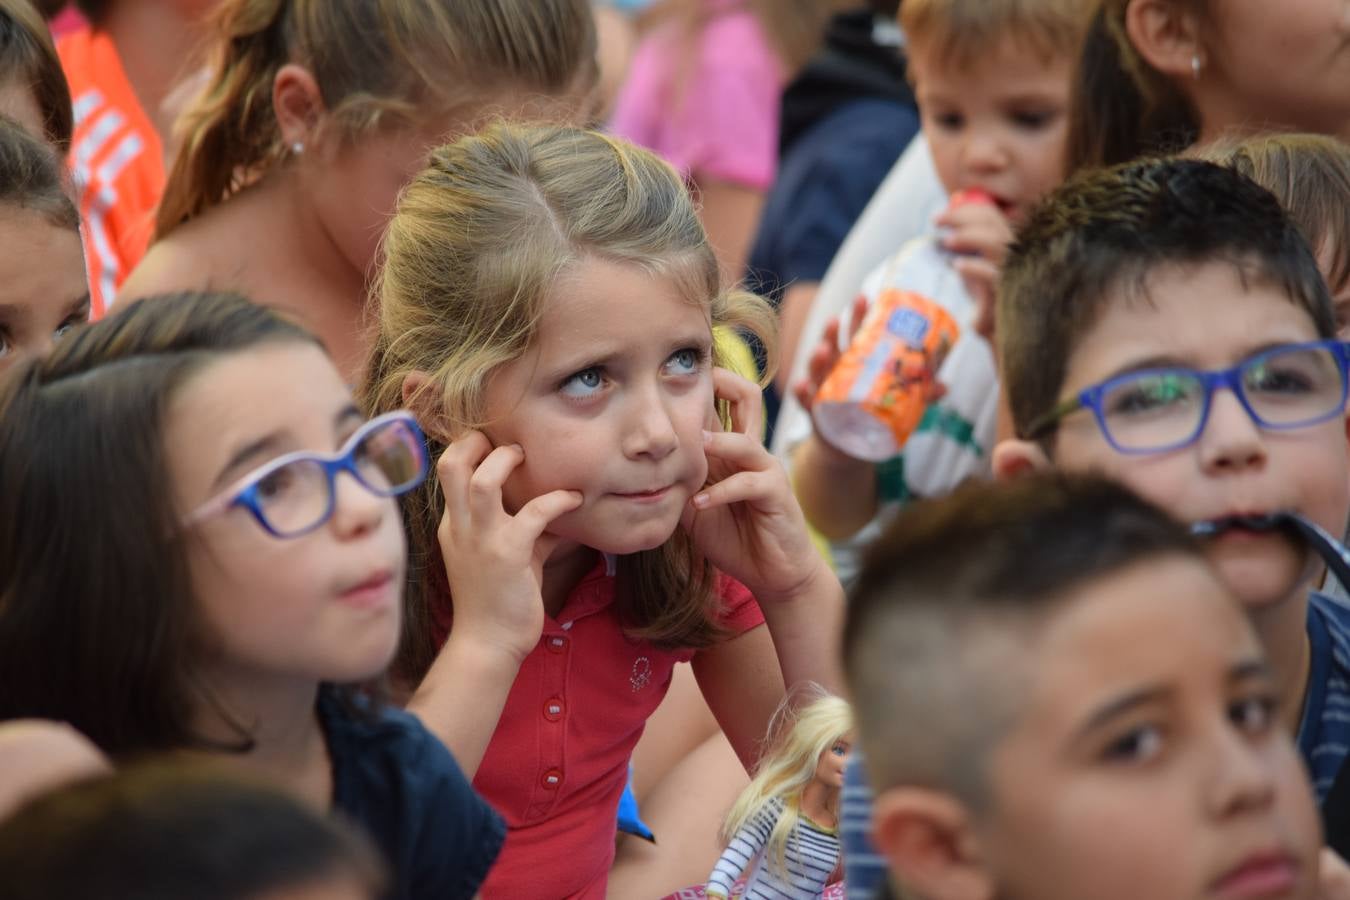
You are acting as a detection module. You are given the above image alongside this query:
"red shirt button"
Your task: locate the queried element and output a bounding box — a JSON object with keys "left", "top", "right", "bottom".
{"left": 544, "top": 699, "right": 564, "bottom": 721}
{"left": 541, "top": 768, "right": 563, "bottom": 789}
{"left": 546, "top": 636, "right": 568, "bottom": 653}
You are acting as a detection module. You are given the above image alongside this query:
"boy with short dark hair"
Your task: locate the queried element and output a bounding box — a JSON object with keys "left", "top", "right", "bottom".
{"left": 993, "top": 156, "right": 1350, "bottom": 801}
{"left": 845, "top": 472, "right": 1323, "bottom": 900}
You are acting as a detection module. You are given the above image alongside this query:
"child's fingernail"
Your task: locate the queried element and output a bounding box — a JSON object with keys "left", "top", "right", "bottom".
{"left": 702, "top": 429, "right": 714, "bottom": 443}
{"left": 693, "top": 492, "right": 710, "bottom": 508}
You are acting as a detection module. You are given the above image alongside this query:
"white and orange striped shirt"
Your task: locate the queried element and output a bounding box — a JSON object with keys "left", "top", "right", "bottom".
{"left": 57, "top": 28, "right": 164, "bottom": 319}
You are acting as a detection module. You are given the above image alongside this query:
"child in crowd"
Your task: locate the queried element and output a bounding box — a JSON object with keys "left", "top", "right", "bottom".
{"left": 121, "top": 0, "right": 597, "bottom": 378}
{"left": 1201, "top": 134, "right": 1350, "bottom": 336}
{"left": 1067, "top": 0, "right": 1350, "bottom": 170}
{"left": 360, "top": 123, "right": 843, "bottom": 898}
{"left": 0, "top": 0, "right": 72, "bottom": 149}
{"left": 844, "top": 472, "right": 1324, "bottom": 900}
{"left": 788, "top": 0, "right": 1091, "bottom": 556}
{"left": 0, "top": 764, "right": 386, "bottom": 899}
{"left": 994, "top": 156, "right": 1350, "bottom": 796}
{"left": 56, "top": 0, "right": 216, "bottom": 316}
{"left": 0, "top": 292, "right": 504, "bottom": 900}
{"left": 839, "top": 154, "right": 1350, "bottom": 898}
{"left": 0, "top": 116, "right": 87, "bottom": 369}
{"left": 609, "top": 0, "right": 838, "bottom": 280}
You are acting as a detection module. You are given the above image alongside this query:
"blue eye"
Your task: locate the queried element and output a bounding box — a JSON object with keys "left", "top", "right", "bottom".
{"left": 666, "top": 348, "right": 702, "bottom": 376}
{"left": 561, "top": 367, "right": 605, "bottom": 399}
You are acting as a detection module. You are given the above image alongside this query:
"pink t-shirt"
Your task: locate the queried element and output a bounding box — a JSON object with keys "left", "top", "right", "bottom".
{"left": 609, "top": 0, "right": 786, "bottom": 191}
{"left": 434, "top": 556, "right": 765, "bottom": 899}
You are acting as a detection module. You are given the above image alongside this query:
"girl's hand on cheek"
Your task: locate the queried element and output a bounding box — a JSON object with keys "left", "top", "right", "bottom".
{"left": 683, "top": 368, "right": 828, "bottom": 604}
{"left": 436, "top": 432, "right": 582, "bottom": 663}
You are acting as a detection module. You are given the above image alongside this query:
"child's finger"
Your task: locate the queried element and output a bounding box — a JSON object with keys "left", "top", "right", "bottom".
{"left": 436, "top": 431, "right": 494, "bottom": 524}
{"left": 466, "top": 443, "right": 525, "bottom": 522}
{"left": 712, "top": 367, "right": 763, "bottom": 439}
{"left": 514, "top": 488, "right": 584, "bottom": 540}
{"left": 793, "top": 377, "right": 816, "bottom": 412}
{"left": 702, "top": 428, "right": 774, "bottom": 473}
{"left": 846, "top": 294, "right": 868, "bottom": 342}
{"left": 692, "top": 469, "right": 777, "bottom": 511}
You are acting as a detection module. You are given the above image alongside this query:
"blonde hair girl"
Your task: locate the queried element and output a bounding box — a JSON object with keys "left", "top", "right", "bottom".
{"left": 707, "top": 692, "right": 853, "bottom": 898}
{"left": 120, "top": 0, "right": 597, "bottom": 379}
{"left": 361, "top": 122, "right": 843, "bottom": 898}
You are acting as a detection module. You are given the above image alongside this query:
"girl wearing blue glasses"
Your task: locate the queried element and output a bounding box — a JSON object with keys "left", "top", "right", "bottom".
{"left": 0, "top": 291, "right": 504, "bottom": 900}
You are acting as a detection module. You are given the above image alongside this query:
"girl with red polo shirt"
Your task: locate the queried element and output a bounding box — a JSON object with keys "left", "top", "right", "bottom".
{"left": 361, "top": 122, "right": 845, "bottom": 899}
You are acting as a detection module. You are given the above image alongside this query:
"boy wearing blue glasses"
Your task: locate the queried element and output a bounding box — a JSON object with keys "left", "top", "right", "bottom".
{"left": 993, "top": 157, "right": 1350, "bottom": 801}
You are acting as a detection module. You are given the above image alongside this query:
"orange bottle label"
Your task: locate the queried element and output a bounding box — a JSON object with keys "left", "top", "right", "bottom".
{"left": 813, "top": 289, "right": 961, "bottom": 461}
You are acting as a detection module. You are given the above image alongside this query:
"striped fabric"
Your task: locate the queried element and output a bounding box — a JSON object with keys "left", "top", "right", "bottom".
{"left": 707, "top": 797, "right": 840, "bottom": 899}
{"left": 57, "top": 28, "right": 165, "bottom": 319}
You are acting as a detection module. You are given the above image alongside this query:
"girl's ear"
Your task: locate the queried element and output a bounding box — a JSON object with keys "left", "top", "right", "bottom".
{"left": 401, "top": 371, "right": 452, "bottom": 442}
{"left": 871, "top": 787, "right": 995, "bottom": 900}
{"left": 1124, "top": 0, "right": 1204, "bottom": 83}
{"left": 991, "top": 439, "right": 1051, "bottom": 481}
{"left": 272, "top": 63, "right": 326, "bottom": 153}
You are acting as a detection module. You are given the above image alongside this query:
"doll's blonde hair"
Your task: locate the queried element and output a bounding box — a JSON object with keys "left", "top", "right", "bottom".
{"left": 721, "top": 691, "right": 853, "bottom": 880}
{"left": 360, "top": 122, "right": 778, "bottom": 685}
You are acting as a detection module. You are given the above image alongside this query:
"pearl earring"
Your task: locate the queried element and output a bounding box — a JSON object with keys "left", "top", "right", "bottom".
{"left": 1191, "top": 53, "right": 1203, "bottom": 80}
{"left": 291, "top": 141, "right": 304, "bottom": 155}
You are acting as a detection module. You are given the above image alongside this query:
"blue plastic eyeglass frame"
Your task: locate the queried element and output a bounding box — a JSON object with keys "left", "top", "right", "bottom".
{"left": 184, "top": 410, "right": 428, "bottom": 538}
{"left": 1027, "top": 339, "right": 1350, "bottom": 455}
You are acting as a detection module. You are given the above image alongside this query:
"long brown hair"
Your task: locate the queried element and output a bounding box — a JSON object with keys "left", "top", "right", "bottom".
{"left": 0, "top": 292, "right": 322, "bottom": 759}
{"left": 155, "top": 0, "right": 598, "bottom": 238}
{"left": 360, "top": 123, "right": 778, "bottom": 684}
{"left": 0, "top": 0, "right": 73, "bottom": 151}
{"left": 1064, "top": 0, "right": 1204, "bottom": 171}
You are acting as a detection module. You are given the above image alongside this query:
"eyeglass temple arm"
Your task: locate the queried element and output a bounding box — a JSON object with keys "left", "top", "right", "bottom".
{"left": 1025, "top": 395, "right": 1084, "bottom": 440}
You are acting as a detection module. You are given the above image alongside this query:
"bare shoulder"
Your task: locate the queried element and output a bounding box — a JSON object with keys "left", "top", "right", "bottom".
{"left": 118, "top": 232, "right": 215, "bottom": 305}
{"left": 118, "top": 209, "right": 257, "bottom": 305}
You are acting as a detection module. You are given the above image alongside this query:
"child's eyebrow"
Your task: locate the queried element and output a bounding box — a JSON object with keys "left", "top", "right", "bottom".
{"left": 1097, "top": 340, "right": 1315, "bottom": 383}
{"left": 1073, "top": 658, "right": 1271, "bottom": 739}
{"left": 214, "top": 405, "right": 364, "bottom": 489}
{"left": 1075, "top": 685, "right": 1171, "bottom": 740}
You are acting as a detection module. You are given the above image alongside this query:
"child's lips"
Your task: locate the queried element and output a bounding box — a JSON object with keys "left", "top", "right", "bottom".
{"left": 612, "top": 486, "right": 673, "bottom": 503}
{"left": 1210, "top": 849, "right": 1299, "bottom": 898}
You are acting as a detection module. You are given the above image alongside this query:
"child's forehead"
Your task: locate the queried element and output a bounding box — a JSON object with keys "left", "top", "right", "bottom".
{"left": 909, "top": 26, "right": 1075, "bottom": 82}
{"left": 1065, "top": 259, "right": 1323, "bottom": 369}
{"left": 1013, "top": 559, "right": 1258, "bottom": 721}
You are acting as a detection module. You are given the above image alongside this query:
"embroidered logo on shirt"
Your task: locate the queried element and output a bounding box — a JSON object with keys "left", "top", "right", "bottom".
{"left": 630, "top": 656, "right": 652, "bottom": 692}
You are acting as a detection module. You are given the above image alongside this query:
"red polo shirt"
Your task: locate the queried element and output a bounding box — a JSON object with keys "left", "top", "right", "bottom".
{"left": 438, "top": 556, "right": 765, "bottom": 899}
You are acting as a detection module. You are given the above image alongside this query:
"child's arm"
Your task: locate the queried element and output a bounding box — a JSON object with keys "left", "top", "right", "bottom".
{"left": 788, "top": 296, "right": 881, "bottom": 541}
{"left": 685, "top": 369, "right": 845, "bottom": 762}
{"left": 407, "top": 433, "right": 582, "bottom": 778}
{"left": 705, "top": 799, "right": 782, "bottom": 898}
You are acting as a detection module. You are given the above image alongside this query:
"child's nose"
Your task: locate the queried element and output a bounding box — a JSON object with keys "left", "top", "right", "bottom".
{"left": 1197, "top": 390, "right": 1267, "bottom": 474}
{"left": 329, "top": 471, "right": 388, "bottom": 538}
{"left": 962, "top": 131, "right": 1008, "bottom": 173}
{"left": 1204, "top": 724, "right": 1278, "bottom": 819}
{"left": 622, "top": 393, "right": 679, "bottom": 461}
